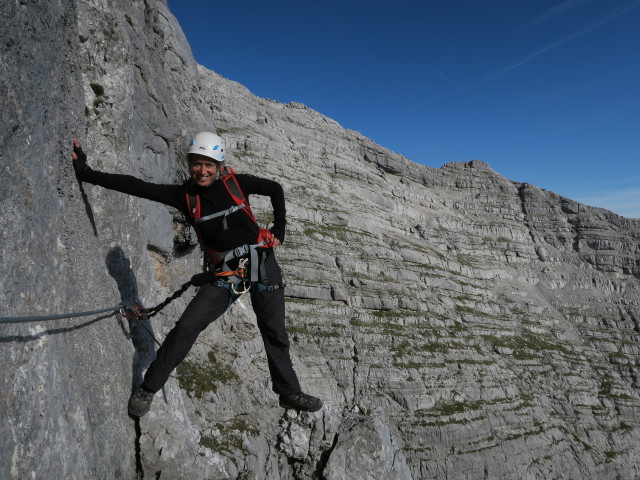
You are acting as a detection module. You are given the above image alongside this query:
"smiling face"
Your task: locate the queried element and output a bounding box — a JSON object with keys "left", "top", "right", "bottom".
{"left": 189, "top": 154, "right": 221, "bottom": 187}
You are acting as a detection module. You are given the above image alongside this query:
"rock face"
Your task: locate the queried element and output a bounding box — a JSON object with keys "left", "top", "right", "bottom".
{"left": 2, "top": 1, "right": 640, "bottom": 479}
{"left": 1, "top": 0, "right": 211, "bottom": 478}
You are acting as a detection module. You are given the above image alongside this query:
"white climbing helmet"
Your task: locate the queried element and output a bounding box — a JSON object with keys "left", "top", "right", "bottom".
{"left": 187, "top": 131, "right": 225, "bottom": 162}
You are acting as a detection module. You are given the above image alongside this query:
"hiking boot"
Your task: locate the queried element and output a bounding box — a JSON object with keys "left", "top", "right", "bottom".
{"left": 128, "top": 387, "right": 154, "bottom": 417}
{"left": 279, "top": 392, "right": 323, "bottom": 412}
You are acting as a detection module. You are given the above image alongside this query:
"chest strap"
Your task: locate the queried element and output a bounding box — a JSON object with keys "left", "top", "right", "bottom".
{"left": 194, "top": 203, "right": 246, "bottom": 230}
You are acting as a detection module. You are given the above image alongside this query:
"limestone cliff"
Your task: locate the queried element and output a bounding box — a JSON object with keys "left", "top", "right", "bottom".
{"left": 2, "top": 1, "right": 640, "bottom": 479}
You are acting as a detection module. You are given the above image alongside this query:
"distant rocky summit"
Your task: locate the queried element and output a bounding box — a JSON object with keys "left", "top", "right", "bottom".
{"left": 2, "top": 1, "right": 640, "bottom": 479}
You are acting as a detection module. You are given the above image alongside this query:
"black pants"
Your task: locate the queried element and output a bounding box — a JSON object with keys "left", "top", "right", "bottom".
{"left": 142, "top": 252, "right": 301, "bottom": 396}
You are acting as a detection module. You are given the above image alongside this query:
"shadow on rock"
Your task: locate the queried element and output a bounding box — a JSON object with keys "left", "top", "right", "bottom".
{"left": 77, "top": 180, "right": 98, "bottom": 237}
{"left": 106, "top": 246, "right": 157, "bottom": 392}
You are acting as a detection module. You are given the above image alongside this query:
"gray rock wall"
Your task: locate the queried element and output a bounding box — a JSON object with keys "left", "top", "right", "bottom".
{"left": 1, "top": 0, "right": 210, "bottom": 478}
{"left": 2, "top": 1, "right": 640, "bottom": 479}
{"left": 1, "top": 1, "right": 136, "bottom": 478}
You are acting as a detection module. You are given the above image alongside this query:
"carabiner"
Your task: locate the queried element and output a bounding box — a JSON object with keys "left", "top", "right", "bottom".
{"left": 231, "top": 280, "right": 251, "bottom": 295}
{"left": 119, "top": 303, "right": 142, "bottom": 319}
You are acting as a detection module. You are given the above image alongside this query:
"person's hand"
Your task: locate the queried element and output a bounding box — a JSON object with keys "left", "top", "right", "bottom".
{"left": 272, "top": 237, "right": 281, "bottom": 249}
{"left": 71, "top": 136, "right": 88, "bottom": 174}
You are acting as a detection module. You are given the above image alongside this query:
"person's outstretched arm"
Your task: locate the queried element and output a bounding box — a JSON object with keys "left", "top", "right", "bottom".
{"left": 71, "top": 137, "right": 187, "bottom": 213}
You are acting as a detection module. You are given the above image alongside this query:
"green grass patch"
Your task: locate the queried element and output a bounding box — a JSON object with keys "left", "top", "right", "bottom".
{"left": 599, "top": 378, "right": 633, "bottom": 400}
{"left": 215, "top": 126, "right": 247, "bottom": 135}
{"left": 483, "top": 331, "right": 574, "bottom": 360}
{"left": 90, "top": 83, "right": 104, "bottom": 96}
{"left": 438, "top": 400, "right": 483, "bottom": 416}
{"left": 392, "top": 360, "right": 425, "bottom": 369}
{"left": 287, "top": 322, "right": 341, "bottom": 338}
{"left": 177, "top": 350, "right": 239, "bottom": 398}
{"left": 455, "top": 304, "right": 495, "bottom": 319}
{"left": 456, "top": 253, "right": 478, "bottom": 267}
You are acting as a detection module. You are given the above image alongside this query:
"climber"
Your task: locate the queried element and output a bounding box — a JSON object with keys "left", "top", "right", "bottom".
{"left": 71, "top": 132, "right": 322, "bottom": 416}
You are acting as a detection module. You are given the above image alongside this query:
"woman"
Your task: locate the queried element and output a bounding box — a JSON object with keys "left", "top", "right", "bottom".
{"left": 72, "top": 132, "right": 322, "bottom": 416}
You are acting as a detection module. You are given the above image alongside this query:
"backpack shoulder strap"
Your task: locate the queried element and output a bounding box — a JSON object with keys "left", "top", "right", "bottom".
{"left": 185, "top": 190, "right": 200, "bottom": 221}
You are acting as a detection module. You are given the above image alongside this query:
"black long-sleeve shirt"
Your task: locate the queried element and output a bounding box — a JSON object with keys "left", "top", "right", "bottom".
{"left": 78, "top": 167, "right": 286, "bottom": 252}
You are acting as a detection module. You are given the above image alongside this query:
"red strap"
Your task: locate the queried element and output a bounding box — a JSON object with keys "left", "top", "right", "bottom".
{"left": 186, "top": 190, "right": 220, "bottom": 262}
{"left": 221, "top": 167, "right": 257, "bottom": 224}
{"left": 186, "top": 191, "right": 200, "bottom": 220}
{"left": 258, "top": 228, "right": 275, "bottom": 248}
{"left": 222, "top": 170, "right": 274, "bottom": 247}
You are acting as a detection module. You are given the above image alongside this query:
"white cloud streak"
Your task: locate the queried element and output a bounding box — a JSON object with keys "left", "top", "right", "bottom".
{"left": 437, "top": 70, "right": 453, "bottom": 83}
{"left": 480, "top": 0, "right": 640, "bottom": 85}
{"left": 522, "top": 0, "right": 597, "bottom": 30}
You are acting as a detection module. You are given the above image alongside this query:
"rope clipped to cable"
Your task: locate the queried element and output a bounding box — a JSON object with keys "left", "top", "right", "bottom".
{"left": 120, "top": 266, "right": 260, "bottom": 321}
{"left": 0, "top": 280, "right": 194, "bottom": 325}
{"left": 0, "top": 271, "right": 234, "bottom": 325}
{"left": 0, "top": 303, "right": 126, "bottom": 324}
{"left": 119, "top": 280, "right": 194, "bottom": 320}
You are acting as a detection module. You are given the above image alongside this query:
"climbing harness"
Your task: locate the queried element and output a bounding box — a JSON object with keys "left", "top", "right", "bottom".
{"left": 215, "top": 257, "right": 251, "bottom": 295}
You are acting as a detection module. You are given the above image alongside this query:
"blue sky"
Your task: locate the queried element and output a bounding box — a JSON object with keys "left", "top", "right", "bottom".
{"left": 167, "top": 0, "right": 640, "bottom": 218}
